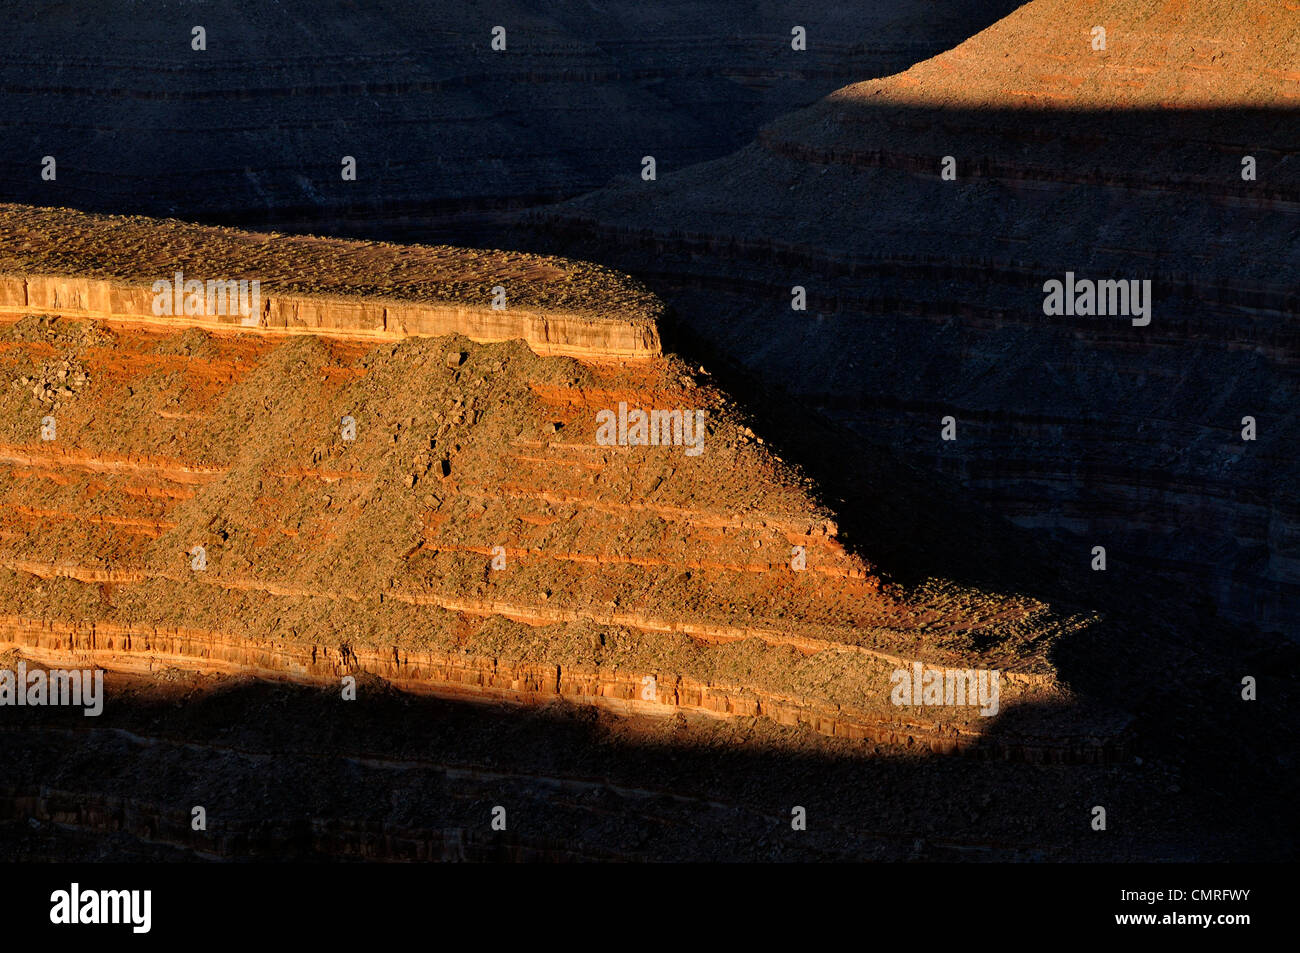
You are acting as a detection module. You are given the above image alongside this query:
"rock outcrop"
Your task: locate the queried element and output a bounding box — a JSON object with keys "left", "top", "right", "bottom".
{"left": 0, "top": 205, "right": 1291, "bottom": 861}
{"left": 530, "top": 0, "right": 1300, "bottom": 635}
{"left": 0, "top": 207, "right": 1125, "bottom": 761}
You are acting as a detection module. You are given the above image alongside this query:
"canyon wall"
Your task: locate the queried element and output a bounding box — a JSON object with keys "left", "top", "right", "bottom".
{"left": 10, "top": 290, "right": 1256, "bottom": 861}
{"left": 0, "top": 1, "right": 1293, "bottom": 862}
{"left": 0, "top": 0, "right": 1025, "bottom": 243}
{"left": 530, "top": 0, "right": 1300, "bottom": 635}
{"left": 0, "top": 273, "right": 659, "bottom": 360}
{"left": 0, "top": 206, "right": 1286, "bottom": 861}
{"left": 0, "top": 232, "right": 1138, "bottom": 767}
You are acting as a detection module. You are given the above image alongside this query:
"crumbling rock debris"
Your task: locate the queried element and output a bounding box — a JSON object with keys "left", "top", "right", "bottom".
{"left": 12, "top": 353, "right": 90, "bottom": 409}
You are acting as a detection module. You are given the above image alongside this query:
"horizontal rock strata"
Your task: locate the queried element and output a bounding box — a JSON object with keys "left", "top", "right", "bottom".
{"left": 0, "top": 277, "right": 1130, "bottom": 761}
{"left": 0, "top": 204, "right": 662, "bottom": 359}
{"left": 530, "top": 0, "right": 1300, "bottom": 634}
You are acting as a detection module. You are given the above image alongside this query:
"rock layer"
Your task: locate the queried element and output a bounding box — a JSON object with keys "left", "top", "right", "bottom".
{"left": 0, "top": 204, "right": 661, "bottom": 359}
{"left": 0, "top": 0, "right": 1026, "bottom": 242}
{"left": 531, "top": 0, "right": 1300, "bottom": 634}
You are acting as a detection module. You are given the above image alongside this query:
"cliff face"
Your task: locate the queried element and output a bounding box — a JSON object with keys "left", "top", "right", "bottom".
{"left": 0, "top": 0, "right": 1025, "bottom": 243}
{"left": 0, "top": 204, "right": 661, "bottom": 359}
{"left": 0, "top": 2, "right": 1295, "bottom": 863}
{"left": 0, "top": 207, "right": 1123, "bottom": 761}
{"left": 0, "top": 207, "right": 1291, "bottom": 861}
{"left": 0, "top": 274, "right": 660, "bottom": 360}
{"left": 531, "top": 0, "right": 1300, "bottom": 636}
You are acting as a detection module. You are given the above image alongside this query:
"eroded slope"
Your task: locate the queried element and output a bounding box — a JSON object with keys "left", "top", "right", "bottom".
{"left": 0, "top": 308, "right": 1122, "bottom": 759}
{"left": 531, "top": 0, "right": 1300, "bottom": 633}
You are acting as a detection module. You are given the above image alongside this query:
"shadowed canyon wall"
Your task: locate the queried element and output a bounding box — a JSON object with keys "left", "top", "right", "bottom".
{"left": 0, "top": 0, "right": 1025, "bottom": 243}
{"left": 529, "top": 1, "right": 1300, "bottom": 636}
{"left": 0, "top": 1, "right": 1296, "bottom": 863}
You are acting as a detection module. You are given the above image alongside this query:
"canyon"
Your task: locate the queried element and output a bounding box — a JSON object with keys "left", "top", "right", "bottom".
{"left": 0, "top": 205, "right": 1292, "bottom": 861}
{"left": 0, "top": 0, "right": 1025, "bottom": 242}
{"left": 529, "top": 0, "right": 1300, "bottom": 636}
{"left": 0, "top": 0, "right": 1294, "bottom": 863}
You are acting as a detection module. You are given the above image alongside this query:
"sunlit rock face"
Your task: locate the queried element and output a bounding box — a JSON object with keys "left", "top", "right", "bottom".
{"left": 0, "top": 203, "right": 1129, "bottom": 765}
{"left": 8, "top": 205, "right": 1288, "bottom": 863}
{"left": 531, "top": 0, "right": 1300, "bottom": 635}
{"left": 0, "top": 3, "right": 1294, "bottom": 864}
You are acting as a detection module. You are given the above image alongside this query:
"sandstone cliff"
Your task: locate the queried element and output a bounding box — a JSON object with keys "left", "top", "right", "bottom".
{"left": 0, "top": 204, "right": 661, "bottom": 359}
{"left": 0, "top": 206, "right": 1290, "bottom": 861}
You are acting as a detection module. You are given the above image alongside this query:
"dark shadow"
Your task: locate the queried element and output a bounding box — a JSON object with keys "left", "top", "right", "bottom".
{"left": 0, "top": 1, "right": 1030, "bottom": 244}
{"left": 517, "top": 102, "right": 1300, "bottom": 643}
{"left": 0, "top": 668, "right": 1292, "bottom": 862}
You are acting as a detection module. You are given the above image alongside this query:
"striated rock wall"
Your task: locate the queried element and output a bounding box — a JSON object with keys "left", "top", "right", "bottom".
{"left": 0, "top": 273, "right": 659, "bottom": 360}
{"left": 530, "top": 0, "right": 1300, "bottom": 635}
{"left": 0, "top": 0, "right": 1027, "bottom": 243}
{"left": 0, "top": 616, "right": 1121, "bottom": 764}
